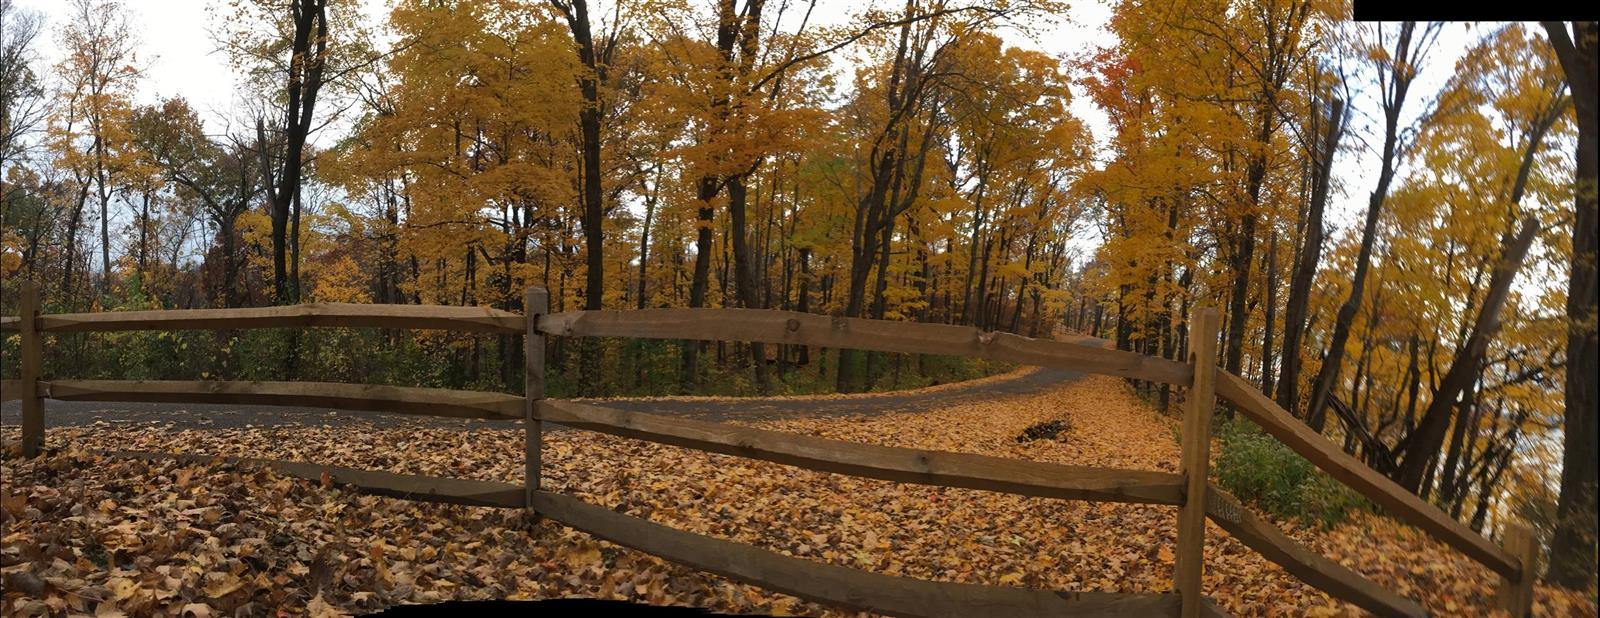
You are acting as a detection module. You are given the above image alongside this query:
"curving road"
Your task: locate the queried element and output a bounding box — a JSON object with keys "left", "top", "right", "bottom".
{"left": 0, "top": 367, "right": 1087, "bottom": 431}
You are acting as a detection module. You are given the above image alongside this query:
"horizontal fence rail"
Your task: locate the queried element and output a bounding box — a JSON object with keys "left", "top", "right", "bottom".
{"left": 1214, "top": 373, "right": 1518, "bottom": 579}
{"left": 535, "top": 308, "right": 1518, "bottom": 580}
{"left": 1202, "top": 490, "right": 1424, "bottom": 617}
{"left": 2, "top": 291, "right": 1541, "bottom": 617}
{"left": 44, "top": 380, "right": 523, "bottom": 421}
{"left": 33, "top": 303, "right": 524, "bottom": 334}
{"left": 538, "top": 400, "right": 1186, "bottom": 505}
{"left": 529, "top": 488, "right": 1218, "bottom": 618}
{"left": 112, "top": 450, "right": 1218, "bottom": 618}
{"left": 537, "top": 309, "right": 1193, "bottom": 385}
{"left": 539, "top": 400, "right": 1424, "bottom": 617}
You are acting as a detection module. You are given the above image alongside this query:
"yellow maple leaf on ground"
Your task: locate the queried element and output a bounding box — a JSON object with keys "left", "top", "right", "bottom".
{"left": 307, "top": 593, "right": 348, "bottom": 618}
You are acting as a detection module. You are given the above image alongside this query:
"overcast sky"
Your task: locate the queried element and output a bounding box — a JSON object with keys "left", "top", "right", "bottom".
{"left": 15, "top": 0, "right": 1497, "bottom": 265}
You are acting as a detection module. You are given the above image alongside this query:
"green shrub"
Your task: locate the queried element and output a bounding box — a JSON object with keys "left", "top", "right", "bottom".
{"left": 1214, "top": 417, "right": 1367, "bottom": 528}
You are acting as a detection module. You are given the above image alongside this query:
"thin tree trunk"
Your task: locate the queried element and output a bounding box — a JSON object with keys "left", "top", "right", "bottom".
{"left": 1261, "top": 225, "right": 1279, "bottom": 398}
{"left": 797, "top": 247, "right": 811, "bottom": 365}
{"left": 290, "top": 184, "right": 302, "bottom": 302}
{"left": 267, "top": 0, "right": 327, "bottom": 304}
{"left": 1393, "top": 216, "right": 1541, "bottom": 492}
{"left": 1308, "top": 25, "right": 1422, "bottom": 432}
{"left": 136, "top": 190, "right": 150, "bottom": 283}
{"left": 729, "top": 175, "right": 771, "bottom": 393}
{"left": 1436, "top": 370, "right": 1481, "bottom": 509}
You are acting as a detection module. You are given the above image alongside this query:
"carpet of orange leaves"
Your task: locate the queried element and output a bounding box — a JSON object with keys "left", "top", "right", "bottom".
{"left": 2, "top": 374, "right": 1595, "bottom": 616}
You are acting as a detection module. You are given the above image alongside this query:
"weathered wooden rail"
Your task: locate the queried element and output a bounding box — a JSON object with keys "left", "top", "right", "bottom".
{"left": 0, "top": 282, "right": 1541, "bottom": 617}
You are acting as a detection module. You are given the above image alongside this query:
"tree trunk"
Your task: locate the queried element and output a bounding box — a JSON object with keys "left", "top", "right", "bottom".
{"left": 96, "top": 135, "right": 111, "bottom": 292}
{"left": 1307, "top": 25, "right": 1420, "bottom": 432}
{"left": 136, "top": 190, "right": 150, "bottom": 283}
{"left": 1261, "top": 225, "right": 1279, "bottom": 398}
{"left": 797, "top": 247, "right": 811, "bottom": 365}
{"left": 729, "top": 176, "right": 771, "bottom": 393}
{"left": 837, "top": 76, "right": 912, "bottom": 392}
{"left": 1224, "top": 105, "right": 1274, "bottom": 376}
{"left": 267, "top": 0, "right": 327, "bottom": 305}
{"left": 1543, "top": 20, "right": 1599, "bottom": 588}
{"left": 290, "top": 184, "right": 302, "bottom": 302}
{"left": 683, "top": 183, "right": 716, "bottom": 392}
{"left": 62, "top": 174, "right": 90, "bottom": 304}
{"left": 220, "top": 216, "right": 238, "bottom": 309}
{"left": 1435, "top": 370, "right": 1480, "bottom": 509}
{"left": 1392, "top": 216, "right": 1540, "bottom": 493}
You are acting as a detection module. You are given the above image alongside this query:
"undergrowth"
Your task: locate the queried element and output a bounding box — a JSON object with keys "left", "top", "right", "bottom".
{"left": 1213, "top": 416, "right": 1368, "bottom": 528}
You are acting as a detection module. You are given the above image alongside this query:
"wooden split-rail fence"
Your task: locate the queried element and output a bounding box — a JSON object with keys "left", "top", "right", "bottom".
{"left": 0, "top": 282, "right": 1540, "bottom": 617}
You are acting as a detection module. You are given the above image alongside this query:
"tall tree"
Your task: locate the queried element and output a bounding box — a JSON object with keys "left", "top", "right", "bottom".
{"left": 130, "top": 99, "right": 262, "bottom": 309}
{"left": 548, "top": 0, "right": 610, "bottom": 314}
{"left": 1393, "top": 216, "right": 1542, "bottom": 492}
{"left": 265, "top": 0, "right": 327, "bottom": 304}
{"left": 1212, "top": 0, "right": 1315, "bottom": 381}
{"left": 49, "top": 0, "right": 140, "bottom": 302}
{"left": 1541, "top": 19, "right": 1599, "bottom": 589}
{"left": 1277, "top": 92, "right": 1346, "bottom": 413}
{"left": 547, "top": 0, "right": 621, "bottom": 395}
{"left": 218, "top": 0, "right": 371, "bottom": 304}
{"left": 0, "top": 0, "right": 49, "bottom": 284}
{"left": 0, "top": 0, "right": 47, "bottom": 191}
{"left": 1307, "top": 21, "right": 1439, "bottom": 432}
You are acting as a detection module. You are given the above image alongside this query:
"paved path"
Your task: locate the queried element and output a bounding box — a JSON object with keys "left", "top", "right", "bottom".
{"left": 0, "top": 367, "right": 1087, "bottom": 431}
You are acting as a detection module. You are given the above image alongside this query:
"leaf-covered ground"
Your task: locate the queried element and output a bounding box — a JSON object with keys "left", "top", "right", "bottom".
{"left": 2, "top": 375, "right": 1595, "bottom": 617}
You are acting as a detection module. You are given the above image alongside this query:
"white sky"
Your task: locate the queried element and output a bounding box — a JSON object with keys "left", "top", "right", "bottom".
{"left": 15, "top": 0, "right": 1503, "bottom": 265}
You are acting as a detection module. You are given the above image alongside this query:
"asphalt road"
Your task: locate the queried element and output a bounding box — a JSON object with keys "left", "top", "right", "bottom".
{"left": 0, "top": 366, "right": 1086, "bottom": 431}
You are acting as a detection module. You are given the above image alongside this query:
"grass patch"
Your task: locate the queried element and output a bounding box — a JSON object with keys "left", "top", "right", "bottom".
{"left": 1214, "top": 416, "right": 1368, "bottom": 529}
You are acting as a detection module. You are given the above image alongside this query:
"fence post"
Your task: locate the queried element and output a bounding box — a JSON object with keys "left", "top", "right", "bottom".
{"left": 1175, "top": 307, "right": 1219, "bottom": 617}
{"left": 19, "top": 281, "right": 44, "bottom": 458}
{"left": 1495, "top": 523, "right": 1537, "bottom": 617}
{"left": 524, "top": 287, "right": 549, "bottom": 512}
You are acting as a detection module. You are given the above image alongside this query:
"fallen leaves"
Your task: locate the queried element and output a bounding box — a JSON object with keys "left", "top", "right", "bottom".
{"left": 1, "top": 374, "right": 1595, "bottom": 617}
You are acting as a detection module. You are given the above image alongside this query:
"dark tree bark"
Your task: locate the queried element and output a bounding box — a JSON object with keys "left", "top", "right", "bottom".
{"left": 1260, "top": 225, "right": 1279, "bottom": 397}
{"left": 1542, "top": 19, "right": 1599, "bottom": 589}
{"left": 95, "top": 131, "right": 110, "bottom": 292}
{"left": 62, "top": 174, "right": 90, "bottom": 303}
{"left": 1221, "top": 0, "right": 1312, "bottom": 379}
{"left": 1393, "top": 216, "right": 1541, "bottom": 493}
{"left": 550, "top": 0, "right": 615, "bottom": 395}
{"left": 837, "top": 1, "right": 944, "bottom": 392}
{"left": 678, "top": 0, "right": 764, "bottom": 391}
{"left": 264, "top": 0, "right": 327, "bottom": 304}
{"left": 1308, "top": 22, "right": 1428, "bottom": 432}
{"left": 797, "top": 247, "right": 812, "bottom": 365}
{"left": 1435, "top": 369, "right": 1481, "bottom": 510}
{"left": 1279, "top": 97, "right": 1345, "bottom": 413}
{"left": 290, "top": 184, "right": 302, "bottom": 299}
{"left": 551, "top": 0, "right": 605, "bottom": 313}
{"left": 683, "top": 178, "right": 718, "bottom": 392}
{"left": 728, "top": 175, "right": 772, "bottom": 391}
{"left": 135, "top": 189, "right": 150, "bottom": 280}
